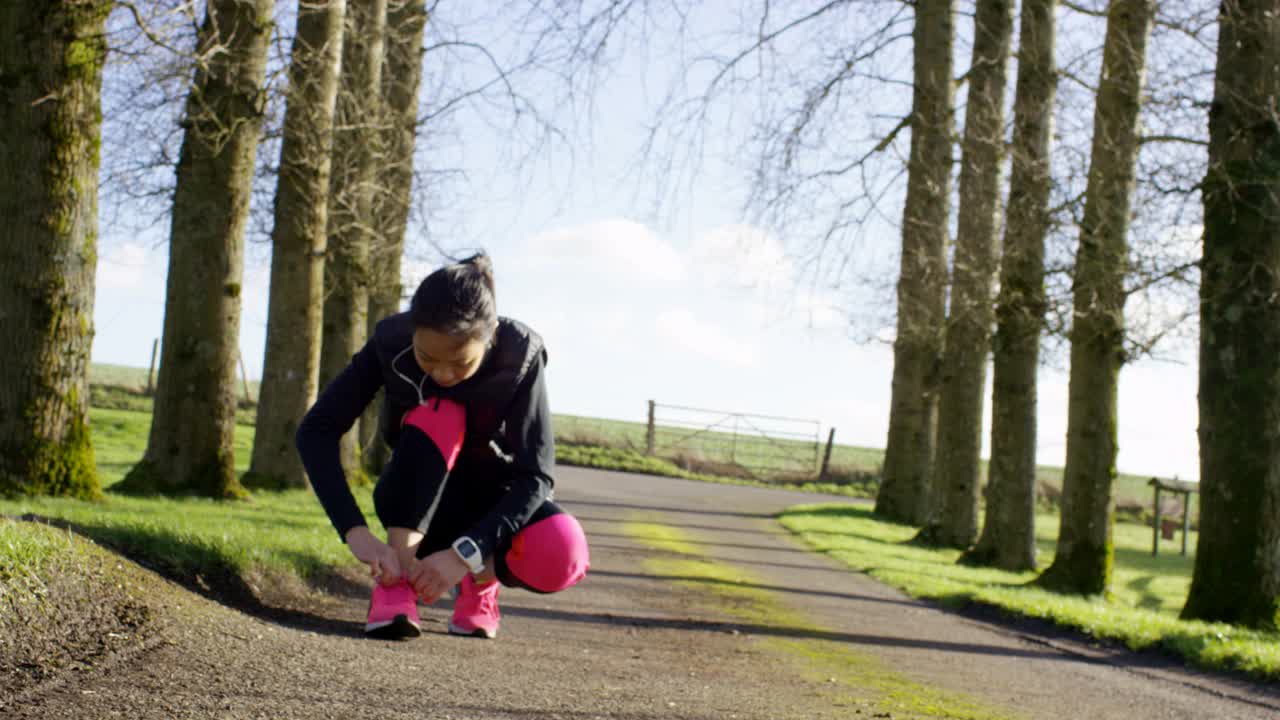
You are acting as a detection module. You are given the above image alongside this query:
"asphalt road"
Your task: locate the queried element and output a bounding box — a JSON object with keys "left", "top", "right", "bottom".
{"left": 13, "top": 466, "right": 1280, "bottom": 719}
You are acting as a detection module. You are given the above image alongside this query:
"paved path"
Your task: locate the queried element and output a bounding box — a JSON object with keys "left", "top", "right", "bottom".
{"left": 14, "top": 466, "right": 1280, "bottom": 719}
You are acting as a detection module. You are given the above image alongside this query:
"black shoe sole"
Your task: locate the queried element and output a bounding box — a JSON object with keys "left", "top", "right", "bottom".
{"left": 365, "top": 614, "right": 421, "bottom": 640}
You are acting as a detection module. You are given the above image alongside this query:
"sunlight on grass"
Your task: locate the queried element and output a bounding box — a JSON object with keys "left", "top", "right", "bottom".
{"left": 0, "top": 407, "right": 370, "bottom": 590}
{"left": 780, "top": 504, "right": 1280, "bottom": 680}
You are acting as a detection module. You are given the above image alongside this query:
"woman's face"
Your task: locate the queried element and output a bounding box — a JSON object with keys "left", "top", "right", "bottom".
{"left": 411, "top": 327, "right": 488, "bottom": 388}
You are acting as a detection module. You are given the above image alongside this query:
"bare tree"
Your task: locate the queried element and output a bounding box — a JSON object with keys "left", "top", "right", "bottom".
{"left": 0, "top": 0, "right": 111, "bottom": 498}
{"left": 960, "top": 0, "right": 1060, "bottom": 571}
{"left": 358, "top": 0, "right": 430, "bottom": 472}
{"left": 874, "top": 0, "right": 956, "bottom": 526}
{"left": 117, "top": 0, "right": 276, "bottom": 498}
{"left": 246, "top": 0, "right": 346, "bottom": 490}
{"left": 319, "top": 0, "right": 387, "bottom": 486}
{"left": 915, "top": 0, "right": 1015, "bottom": 548}
{"left": 1182, "top": 0, "right": 1280, "bottom": 631}
{"left": 1036, "top": 0, "right": 1155, "bottom": 595}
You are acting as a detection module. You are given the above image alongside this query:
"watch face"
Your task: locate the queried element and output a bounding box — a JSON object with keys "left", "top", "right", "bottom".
{"left": 457, "top": 539, "right": 479, "bottom": 559}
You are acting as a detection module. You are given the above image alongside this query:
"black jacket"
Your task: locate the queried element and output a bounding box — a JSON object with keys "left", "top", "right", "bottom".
{"left": 295, "top": 314, "right": 555, "bottom": 558}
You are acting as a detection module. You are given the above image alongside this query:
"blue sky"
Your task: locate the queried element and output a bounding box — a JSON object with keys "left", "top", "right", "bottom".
{"left": 90, "top": 0, "right": 1204, "bottom": 482}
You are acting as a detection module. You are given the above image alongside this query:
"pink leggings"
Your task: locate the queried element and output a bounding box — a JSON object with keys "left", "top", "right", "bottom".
{"left": 372, "top": 400, "right": 589, "bottom": 593}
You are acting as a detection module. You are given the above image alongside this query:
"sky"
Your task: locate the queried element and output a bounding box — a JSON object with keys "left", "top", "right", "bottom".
{"left": 90, "top": 1, "right": 1204, "bottom": 483}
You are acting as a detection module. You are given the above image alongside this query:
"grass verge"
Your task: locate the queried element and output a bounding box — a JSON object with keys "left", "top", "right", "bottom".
{"left": 0, "top": 406, "right": 373, "bottom": 606}
{"left": 622, "top": 519, "right": 1021, "bottom": 720}
{"left": 779, "top": 504, "right": 1280, "bottom": 681}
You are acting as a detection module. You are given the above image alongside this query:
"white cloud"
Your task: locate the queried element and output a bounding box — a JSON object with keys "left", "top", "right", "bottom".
{"left": 690, "top": 223, "right": 794, "bottom": 294}
{"left": 519, "top": 218, "right": 686, "bottom": 284}
{"left": 655, "top": 307, "right": 758, "bottom": 367}
{"left": 96, "top": 242, "right": 151, "bottom": 290}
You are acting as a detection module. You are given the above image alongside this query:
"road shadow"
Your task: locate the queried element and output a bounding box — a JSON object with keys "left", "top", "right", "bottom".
{"left": 574, "top": 515, "right": 786, "bottom": 536}
{"left": 587, "top": 541, "right": 850, "bottom": 574}
{"left": 584, "top": 529, "right": 813, "bottom": 555}
{"left": 501, "top": 605, "right": 1074, "bottom": 662}
{"left": 588, "top": 568, "right": 934, "bottom": 610}
{"left": 559, "top": 497, "right": 778, "bottom": 520}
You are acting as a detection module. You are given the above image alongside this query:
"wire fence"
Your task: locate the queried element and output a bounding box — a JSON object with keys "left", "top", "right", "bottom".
{"left": 646, "top": 402, "right": 822, "bottom": 478}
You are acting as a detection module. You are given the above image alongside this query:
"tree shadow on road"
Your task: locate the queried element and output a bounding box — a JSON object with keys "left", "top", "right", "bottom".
{"left": 502, "top": 604, "right": 1076, "bottom": 662}
{"left": 560, "top": 498, "right": 778, "bottom": 520}
{"left": 587, "top": 568, "right": 942, "bottom": 610}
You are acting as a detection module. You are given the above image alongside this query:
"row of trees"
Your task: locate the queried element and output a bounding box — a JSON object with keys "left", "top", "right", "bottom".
{"left": 1, "top": 0, "right": 429, "bottom": 500}
{"left": 1, "top": 0, "right": 1276, "bottom": 632}
{"left": 869, "top": 0, "right": 1277, "bottom": 629}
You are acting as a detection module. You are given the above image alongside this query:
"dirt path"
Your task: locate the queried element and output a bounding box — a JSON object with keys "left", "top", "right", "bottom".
{"left": 13, "top": 467, "right": 1280, "bottom": 719}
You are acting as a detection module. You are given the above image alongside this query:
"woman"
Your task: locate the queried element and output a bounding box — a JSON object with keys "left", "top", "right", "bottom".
{"left": 296, "top": 253, "right": 589, "bottom": 639}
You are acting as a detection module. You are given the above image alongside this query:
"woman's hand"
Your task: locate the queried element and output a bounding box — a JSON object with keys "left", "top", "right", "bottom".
{"left": 345, "top": 526, "right": 402, "bottom": 586}
{"left": 408, "top": 549, "right": 470, "bottom": 603}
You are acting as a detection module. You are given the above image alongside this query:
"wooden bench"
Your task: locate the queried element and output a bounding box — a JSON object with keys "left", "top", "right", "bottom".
{"left": 1149, "top": 476, "right": 1199, "bottom": 556}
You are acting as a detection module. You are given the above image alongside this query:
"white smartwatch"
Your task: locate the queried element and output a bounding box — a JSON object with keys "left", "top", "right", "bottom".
{"left": 451, "top": 536, "right": 485, "bottom": 574}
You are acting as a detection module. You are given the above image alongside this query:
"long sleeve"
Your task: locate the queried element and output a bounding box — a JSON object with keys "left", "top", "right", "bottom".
{"left": 296, "top": 339, "right": 384, "bottom": 540}
{"left": 463, "top": 350, "right": 555, "bottom": 559}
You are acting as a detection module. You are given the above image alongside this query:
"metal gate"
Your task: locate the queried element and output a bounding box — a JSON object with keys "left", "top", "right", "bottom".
{"left": 645, "top": 401, "right": 821, "bottom": 478}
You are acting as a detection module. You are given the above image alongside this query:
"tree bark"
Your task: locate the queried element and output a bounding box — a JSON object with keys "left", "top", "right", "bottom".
{"left": 1181, "top": 0, "right": 1280, "bottom": 631}
{"left": 117, "top": 0, "right": 274, "bottom": 499}
{"left": 961, "top": 0, "right": 1058, "bottom": 571}
{"left": 320, "top": 0, "right": 387, "bottom": 487}
{"left": 0, "top": 0, "right": 110, "bottom": 499}
{"left": 359, "top": 0, "right": 429, "bottom": 474}
{"left": 1036, "top": 0, "right": 1154, "bottom": 595}
{"left": 875, "top": 0, "right": 955, "bottom": 525}
{"left": 917, "top": 0, "right": 1014, "bottom": 549}
{"left": 247, "top": 0, "right": 346, "bottom": 489}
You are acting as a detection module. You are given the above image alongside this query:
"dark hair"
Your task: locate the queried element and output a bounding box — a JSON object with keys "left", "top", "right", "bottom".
{"left": 409, "top": 253, "right": 498, "bottom": 341}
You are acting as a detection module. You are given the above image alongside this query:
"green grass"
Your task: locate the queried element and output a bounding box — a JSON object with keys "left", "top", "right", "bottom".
{"left": 0, "top": 405, "right": 368, "bottom": 598}
{"left": 779, "top": 504, "right": 1280, "bottom": 680}
{"left": 556, "top": 443, "right": 874, "bottom": 498}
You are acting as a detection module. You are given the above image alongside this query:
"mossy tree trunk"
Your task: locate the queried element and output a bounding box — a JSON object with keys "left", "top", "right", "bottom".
{"left": 961, "top": 0, "right": 1058, "bottom": 571}
{"left": 875, "top": 0, "right": 955, "bottom": 526}
{"left": 319, "top": 0, "right": 386, "bottom": 488}
{"left": 1181, "top": 0, "right": 1280, "bottom": 631}
{"left": 916, "top": 0, "right": 1014, "bottom": 549}
{"left": 0, "top": 0, "right": 110, "bottom": 499}
{"left": 1036, "top": 0, "right": 1154, "bottom": 596}
{"left": 117, "top": 0, "right": 274, "bottom": 500}
{"left": 247, "top": 0, "right": 346, "bottom": 490}
{"left": 360, "top": 0, "right": 428, "bottom": 474}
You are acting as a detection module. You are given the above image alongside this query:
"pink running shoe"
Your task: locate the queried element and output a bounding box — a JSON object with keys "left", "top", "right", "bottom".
{"left": 448, "top": 575, "right": 500, "bottom": 639}
{"left": 365, "top": 580, "right": 421, "bottom": 640}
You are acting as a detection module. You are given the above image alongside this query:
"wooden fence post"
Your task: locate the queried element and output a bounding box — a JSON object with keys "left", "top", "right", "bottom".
{"left": 238, "top": 352, "right": 252, "bottom": 403}
{"left": 646, "top": 400, "right": 656, "bottom": 456}
{"left": 146, "top": 338, "right": 159, "bottom": 394}
{"left": 819, "top": 427, "right": 836, "bottom": 481}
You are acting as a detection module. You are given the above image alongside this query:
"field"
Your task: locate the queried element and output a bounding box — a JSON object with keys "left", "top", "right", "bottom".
{"left": 89, "top": 363, "right": 1186, "bottom": 519}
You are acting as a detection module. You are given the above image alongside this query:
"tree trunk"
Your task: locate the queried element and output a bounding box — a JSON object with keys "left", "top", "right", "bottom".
{"left": 916, "top": 0, "right": 1014, "bottom": 549}
{"left": 360, "top": 0, "right": 428, "bottom": 474}
{"left": 0, "top": 1, "right": 110, "bottom": 499}
{"left": 117, "top": 0, "right": 274, "bottom": 499}
{"left": 247, "top": 0, "right": 347, "bottom": 490}
{"left": 1181, "top": 0, "right": 1280, "bottom": 631}
{"left": 320, "top": 0, "right": 387, "bottom": 487}
{"left": 1036, "top": 0, "right": 1154, "bottom": 595}
{"left": 961, "top": 0, "right": 1058, "bottom": 571}
{"left": 875, "top": 0, "right": 955, "bottom": 525}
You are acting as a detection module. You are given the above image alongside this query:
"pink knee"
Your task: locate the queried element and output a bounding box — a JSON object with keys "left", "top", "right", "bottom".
{"left": 402, "top": 399, "right": 466, "bottom": 469}
{"left": 505, "top": 514, "right": 590, "bottom": 593}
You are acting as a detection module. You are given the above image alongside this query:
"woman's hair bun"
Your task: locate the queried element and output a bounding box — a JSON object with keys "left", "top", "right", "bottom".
{"left": 461, "top": 252, "right": 495, "bottom": 293}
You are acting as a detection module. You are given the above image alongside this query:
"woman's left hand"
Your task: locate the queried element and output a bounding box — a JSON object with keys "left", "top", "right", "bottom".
{"left": 408, "top": 549, "right": 470, "bottom": 603}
